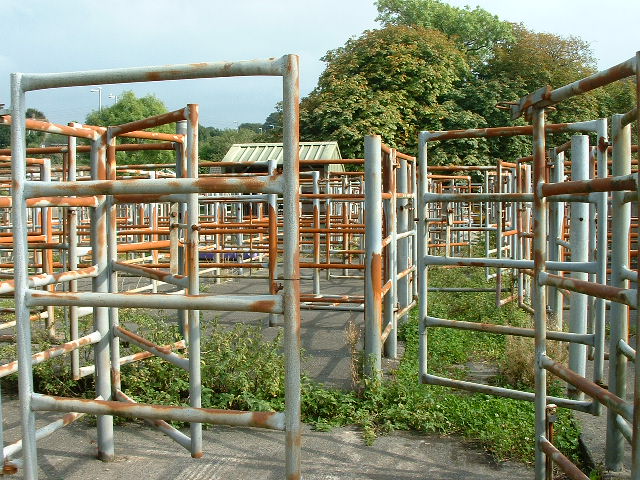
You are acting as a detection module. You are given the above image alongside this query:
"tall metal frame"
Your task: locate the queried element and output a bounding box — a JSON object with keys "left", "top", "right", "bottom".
{"left": 9, "top": 56, "right": 301, "bottom": 479}
{"left": 417, "top": 52, "right": 640, "bottom": 479}
{"left": 364, "top": 136, "right": 417, "bottom": 376}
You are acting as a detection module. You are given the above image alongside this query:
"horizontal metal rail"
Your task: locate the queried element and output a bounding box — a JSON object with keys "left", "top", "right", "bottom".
{"left": 618, "top": 339, "right": 636, "bottom": 361}
{"left": 25, "top": 290, "right": 284, "bottom": 313}
{"left": 114, "top": 390, "right": 191, "bottom": 450}
{"left": 541, "top": 174, "right": 636, "bottom": 197}
{"left": 541, "top": 356, "right": 632, "bottom": 422}
{"left": 426, "top": 316, "right": 594, "bottom": 345}
{"left": 78, "top": 340, "right": 186, "bottom": 379}
{"left": 0, "top": 331, "right": 102, "bottom": 378}
{"left": 114, "top": 327, "right": 189, "bottom": 370}
{"left": 425, "top": 192, "right": 533, "bottom": 203}
{"left": 424, "top": 255, "right": 533, "bottom": 269}
{"left": 422, "top": 374, "right": 593, "bottom": 413}
{"left": 112, "top": 262, "right": 188, "bottom": 288}
{"left": 24, "top": 175, "right": 284, "bottom": 198}
{"left": 0, "top": 266, "right": 98, "bottom": 295}
{"left": 20, "top": 57, "right": 288, "bottom": 91}
{"left": 31, "top": 394, "right": 285, "bottom": 430}
{"left": 539, "top": 273, "right": 636, "bottom": 308}
{"left": 3, "top": 410, "right": 87, "bottom": 461}
{"left": 539, "top": 438, "right": 589, "bottom": 480}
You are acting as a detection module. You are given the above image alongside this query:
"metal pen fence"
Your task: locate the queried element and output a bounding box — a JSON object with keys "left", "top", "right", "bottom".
{"left": 364, "top": 136, "right": 417, "bottom": 376}
{"left": 417, "top": 51, "right": 640, "bottom": 479}
{"left": 3, "top": 55, "right": 302, "bottom": 480}
{"left": 1, "top": 46, "right": 638, "bottom": 480}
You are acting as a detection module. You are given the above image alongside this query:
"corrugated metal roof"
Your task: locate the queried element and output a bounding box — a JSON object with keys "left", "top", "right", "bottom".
{"left": 221, "top": 141, "right": 343, "bottom": 171}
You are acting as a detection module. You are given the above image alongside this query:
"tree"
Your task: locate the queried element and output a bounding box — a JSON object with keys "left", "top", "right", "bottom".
{"left": 0, "top": 108, "right": 49, "bottom": 149}
{"left": 300, "top": 25, "right": 468, "bottom": 158}
{"left": 25, "top": 108, "right": 48, "bottom": 148}
{"left": 200, "top": 128, "right": 260, "bottom": 161}
{"left": 479, "top": 24, "right": 634, "bottom": 146}
{"left": 376, "top": 0, "right": 514, "bottom": 67}
{"left": 258, "top": 105, "right": 284, "bottom": 142}
{"left": 238, "top": 123, "right": 264, "bottom": 134}
{"left": 0, "top": 122, "right": 9, "bottom": 149}
{"left": 299, "top": 0, "right": 634, "bottom": 165}
{"left": 85, "top": 91, "right": 174, "bottom": 165}
{"left": 370, "top": 2, "right": 633, "bottom": 163}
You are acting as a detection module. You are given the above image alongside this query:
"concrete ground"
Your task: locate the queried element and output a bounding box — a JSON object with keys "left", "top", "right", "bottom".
{"left": 2, "top": 274, "right": 538, "bottom": 479}
{"left": 2, "top": 402, "right": 531, "bottom": 479}
{"left": 575, "top": 336, "right": 635, "bottom": 477}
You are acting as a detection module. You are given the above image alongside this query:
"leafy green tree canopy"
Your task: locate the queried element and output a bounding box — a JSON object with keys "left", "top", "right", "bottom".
{"left": 200, "top": 128, "right": 260, "bottom": 161}
{"left": 376, "top": 0, "right": 514, "bottom": 66}
{"left": 302, "top": 1, "right": 634, "bottom": 166}
{"left": 484, "top": 24, "right": 596, "bottom": 93}
{"left": 480, "top": 23, "right": 633, "bottom": 131}
{"left": 301, "top": 25, "right": 468, "bottom": 158}
{"left": 0, "top": 107, "right": 48, "bottom": 149}
{"left": 85, "top": 91, "right": 173, "bottom": 165}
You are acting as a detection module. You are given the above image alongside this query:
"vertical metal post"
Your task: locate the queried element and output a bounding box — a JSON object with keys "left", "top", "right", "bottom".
{"left": 515, "top": 164, "right": 523, "bottom": 306}
{"left": 417, "top": 132, "right": 429, "bottom": 378}
{"left": 236, "top": 200, "right": 244, "bottom": 276}
{"left": 484, "top": 173, "right": 490, "bottom": 280}
{"left": 548, "top": 149, "right": 564, "bottom": 329}
{"left": 397, "top": 157, "right": 410, "bottom": 325}
{"left": 444, "top": 180, "right": 452, "bottom": 257}
{"left": 383, "top": 149, "right": 397, "bottom": 359}
{"left": 523, "top": 164, "right": 532, "bottom": 301}
{"left": 282, "top": 53, "right": 302, "bottom": 480}
{"left": 106, "top": 130, "right": 121, "bottom": 396}
{"left": 312, "top": 171, "right": 321, "bottom": 296}
{"left": 174, "top": 121, "right": 188, "bottom": 337}
{"left": 185, "top": 104, "right": 203, "bottom": 459}
{"left": 149, "top": 170, "right": 158, "bottom": 293}
{"left": 364, "top": 135, "right": 382, "bottom": 376}
{"left": 631, "top": 52, "right": 640, "bottom": 478}
{"left": 411, "top": 160, "right": 418, "bottom": 301}
{"left": 587, "top": 146, "right": 597, "bottom": 364}
{"left": 606, "top": 113, "right": 631, "bottom": 471}
{"left": 532, "top": 107, "right": 548, "bottom": 480}
{"left": 593, "top": 119, "right": 608, "bottom": 404}
{"left": 325, "top": 177, "right": 332, "bottom": 281}
{"left": 11, "top": 72, "right": 39, "bottom": 479}
{"left": 496, "top": 162, "right": 503, "bottom": 307}
{"left": 567, "top": 135, "right": 589, "bottom": 398}
{"left": 342, "top": 176, "right": 349, "bottom": 277}
{"left": 268, "top": 158, "right": 279, "bottom": 326}
{"left": 67, "top": 124, "right": 80, "bottom": 380}
{"left": 41, "top": 158, "right": 55, "bottom": 337}
{"left": 509, "top": 170, "right": 516, "bottom": 268}
{"left": 91, "top": 132, "right": 114, "bottom": 462}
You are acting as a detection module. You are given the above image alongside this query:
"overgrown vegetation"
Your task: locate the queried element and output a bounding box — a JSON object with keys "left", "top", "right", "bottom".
{"left": 0, "top": 265, "right": 583, "bottom": 467}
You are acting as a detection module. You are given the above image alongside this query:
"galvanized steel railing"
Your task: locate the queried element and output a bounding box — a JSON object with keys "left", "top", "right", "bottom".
{"left": 364, "top": 136, "right": 417, "bottom": 376}
{"left": 5, "top": 55, "right": 302, "bottom": 480}
{"left": 418, "top": 51, "right": 640, "bottom": 480}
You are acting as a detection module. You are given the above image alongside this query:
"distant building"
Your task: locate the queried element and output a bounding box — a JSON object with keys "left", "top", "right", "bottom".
{"left": 217, "top": 141, "right": 344, "bottom": 176}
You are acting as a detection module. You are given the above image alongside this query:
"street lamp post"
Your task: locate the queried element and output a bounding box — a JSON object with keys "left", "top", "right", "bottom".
{"left": 90, "top": 87, "right": 103, "bottom": 111}
{"left": 108, "top": 93, "right": 119, "bottom": 104}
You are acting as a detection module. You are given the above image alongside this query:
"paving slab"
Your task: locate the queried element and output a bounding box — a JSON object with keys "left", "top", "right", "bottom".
{"left": 575, "top": 335, "right": 634, "bottom": 477}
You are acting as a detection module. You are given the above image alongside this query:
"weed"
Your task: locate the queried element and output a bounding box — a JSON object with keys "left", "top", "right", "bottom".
{"left": 502, "top": 317, "right": 569, "bottom": 388}
{"left": 345, "top": 316, "right": 363, "bottom": 389}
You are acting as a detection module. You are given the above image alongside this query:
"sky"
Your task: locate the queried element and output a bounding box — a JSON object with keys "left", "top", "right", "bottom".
{"left": 1, "top": 0, "right": 638, "bottom": 129}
